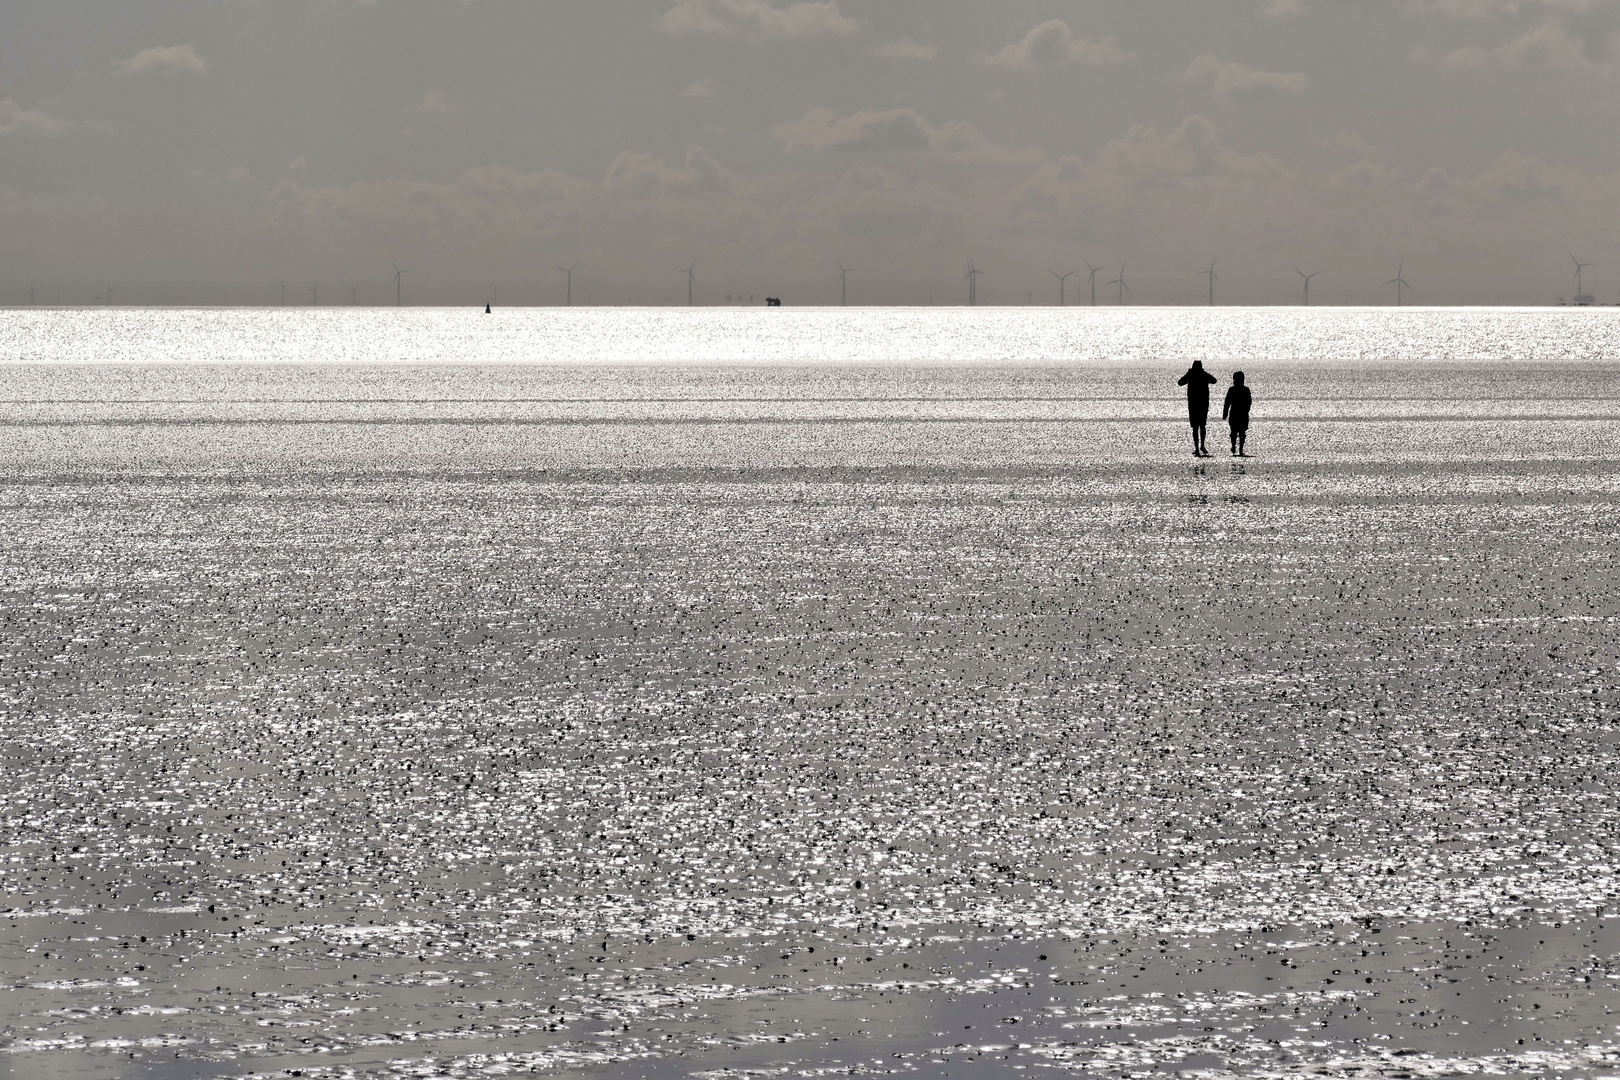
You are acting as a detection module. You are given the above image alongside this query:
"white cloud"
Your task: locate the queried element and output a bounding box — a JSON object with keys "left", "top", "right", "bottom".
{"left": 1438, "top": 18, "right": 1617, "bottom": 72}
{"left": 115, "top": 43, "right": 208, "bottom": 76}
{"left": 0, "top": 99, "right": 74, "bottom": 137}
{"left": 1180, "top": 55, "right": 1308, "bottom": 100}
{"left": 657, "top": 0, "right": 857, "bottom": 39}
{"left": 684, "top": 78, "right": 716, "bottom": 98}
{"left": 980, "top": 20, "right": 1134, "bottom": 69}
{"left": 876, "top": 38, "right": 938, "bottom": 60}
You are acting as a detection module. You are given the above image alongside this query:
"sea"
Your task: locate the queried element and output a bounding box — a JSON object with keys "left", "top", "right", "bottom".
{"left": 1, "top": 307, "right": 1617, "bottom": 1080}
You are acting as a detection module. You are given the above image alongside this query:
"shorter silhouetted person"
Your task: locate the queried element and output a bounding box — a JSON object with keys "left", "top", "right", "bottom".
{"left": 1177, "top": 360, "right": 1219, "bottom": 457}
{"left": 1223, "top": 371, "right": 1252, "bottom": 457}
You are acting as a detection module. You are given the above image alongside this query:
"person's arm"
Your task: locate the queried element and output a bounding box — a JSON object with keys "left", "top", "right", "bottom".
{"left": 1177, "top": 372, "right": 1190, "bottom": 386}
{"left": 1222, "top": 388, "right": 1231, "bottom": 421}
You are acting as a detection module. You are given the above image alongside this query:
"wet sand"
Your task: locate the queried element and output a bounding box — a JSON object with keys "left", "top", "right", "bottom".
{"left": 2, "top": 362, "right": 1618, "bottom": 1079}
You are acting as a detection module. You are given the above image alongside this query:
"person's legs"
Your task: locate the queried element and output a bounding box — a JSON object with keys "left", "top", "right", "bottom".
{"left": 1237, "top": 428, "right": 1247, "bottom": 456}
{"left": 1190, "top": 420, "right": 1202, "bottom": 455}
{"left": 1230, "top": 425, "right": 1239, "bottom": 455}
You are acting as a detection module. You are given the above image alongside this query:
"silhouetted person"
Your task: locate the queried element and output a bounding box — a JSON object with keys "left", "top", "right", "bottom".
{"left": 1177, "top": 361, "right": 1219, "bottom": 457}
{"left": 1223, "top": 371, "right": 1252, "bottom": 457}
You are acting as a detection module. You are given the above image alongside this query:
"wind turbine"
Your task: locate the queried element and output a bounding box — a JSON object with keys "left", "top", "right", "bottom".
{"left": 1384, "top": 262, "right": 1412, "bottom": 306}
{"left": 1107, "top": 266, "right": 1129, "bottom": 306}
{"left": 964, "top": 260, "right": 983, "bottom": 306}
{"left": 1049, "top": 269, "right": 1076, "bottom": 307}
{"left": 1086, "top": 263, "right": 1102, "bottom": 306}
{"left": 682, "top": 262, "right": 696, "bottom": 306}
{"left": 1201, "top": 260, "right": 1217, "bottom": 306}
{"left": 1571, "top": 254, "right": 1595, "bottom": 304}
{"left": 392, "top": 263, "right": 408, "bottom": 307}
{"left": 837, "top": 262, "right": 853, "bottom": 306}
{"left": 311, "top": 284, "right": 319, "bottom": 306}
{"left": 350, "top": 285, "right": 359, "bottom": 306}
{"left": 1295, "top": 268, "right": 1320, "bottom": 306}
{"left": 560, "top": 265, "right": 576, "bottom": 307}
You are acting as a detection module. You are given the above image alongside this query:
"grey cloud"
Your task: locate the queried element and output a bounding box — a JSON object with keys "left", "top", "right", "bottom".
{"left": 876, "top": 37, "right": 938, "bottom": 59}
{"left": 1264, "top": 0, "right": 1308, "bottom": 17}
{"left": 1180, "top": 55, "right": 1308, "bottom": 100}
{"left": 0, "top": 99, "right": 75, "bottom": 137}
{"left": 1439, "top": 18, "right": 1618, "bottom": 71}
{"left": 979, "top": 20, "right": 1134, "bottom": 68}
{"left": 115, "top": 43, "right": 208, "bottom": 76}
{"left": 1406, "top": 0, "right": 1609, "bottom": 16}
{"left": 657, "top": 0, "right": 857, "bottom": 39}
{"left": 773, "top": 107, "right": 981, "bottom": 154}
{"left": 605, "top": 146, "right": 736, "bottom": 199}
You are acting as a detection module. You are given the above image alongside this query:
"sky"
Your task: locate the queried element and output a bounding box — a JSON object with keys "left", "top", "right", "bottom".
{"left": 2, "top": 0, "right": 1618, "bottom": 306}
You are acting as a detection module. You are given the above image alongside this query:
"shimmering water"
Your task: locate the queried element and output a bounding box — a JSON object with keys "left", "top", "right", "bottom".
{"left": 2, "top": 310, "right": 1618, "bottom": 1080}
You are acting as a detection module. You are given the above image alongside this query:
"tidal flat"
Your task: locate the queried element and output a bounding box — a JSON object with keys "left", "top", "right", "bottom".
{"left": 2, "top": 352, "right": 1619, "bottom": 1079}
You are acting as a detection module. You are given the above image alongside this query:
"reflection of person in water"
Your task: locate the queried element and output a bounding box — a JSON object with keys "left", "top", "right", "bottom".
{"left": 1177, "top": 361, "right": 1219, "bottom": 457}
{"left": 1223, "top": 371, "right": 1252, "bottom": 457}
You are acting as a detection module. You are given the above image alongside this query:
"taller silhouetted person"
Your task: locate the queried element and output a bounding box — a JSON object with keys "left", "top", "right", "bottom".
{"left": 1177, "top": 361, "right": 1219, "bottom": 457}
{"left": 1223, "top": 371, "right": 1252, "bottom": 457}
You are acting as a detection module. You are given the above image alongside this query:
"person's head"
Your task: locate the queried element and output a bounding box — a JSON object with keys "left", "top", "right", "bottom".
{"left": 1233, "top": 371, "right": 1245, "bottom": 386}
{"left": 1191, "top": 360, "right": 1204, "bottom": 369}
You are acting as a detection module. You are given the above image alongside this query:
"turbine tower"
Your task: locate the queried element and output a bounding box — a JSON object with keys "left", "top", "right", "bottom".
{"left": 350, "top": 285, "right": 359, "bottom": 306}
{"left": 392, "top": 263, "right": 408, "bottom": 307}
{"left": 1201, "top": 260, "right": 1217, "bottom": 306}
{"left": 1107, "top": 266, "right": 1130, "bottom": 306}
{"left": 1295, "top": 268, "right": 1320, "bottom": 306}
{"left": 964, "top": 260, "right": 983, "bottom": 306}
{"left": 1571, "top": 254, "right": 1595, "bottom": 304}
{"left": 311, "top": 284, "right": 319, "bottom": 306}
{"left": 560, "top": 265, "right": 576, "bottom": 307}
{"left": 682, "top": 262, "right": 697, "bottom": 306}
{"left": 1049, "top": 269, "right": 1076, "bottom": 307}
{"left": 1086, "top": 263, "right": 1102, "bottom": 306}
{"left": 837, "top": 262, "right": 853, "bottom": 306}
{"left": 1384, "top": 262, "right": 1412, "bottom": 306}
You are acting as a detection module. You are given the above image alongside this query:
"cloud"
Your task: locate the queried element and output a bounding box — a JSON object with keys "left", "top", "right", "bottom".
{"left": 0, "top": 99, "right": 74, "bottom": 137}
{"left": 771, "top": 106, "right": 994, "bottom": 155}
{"left": 1264, "top": 0, "right": 1308, "bottom": 16}
{"left": 1180, "top": 55, "right": 1308, "bottom": 100}
{"left": 271, "top": 164, "right": 584, "bottom": 229}
{"left": 115, "top": 43, "right": 208, "bottom": 76}
{"left": 1438, "top": 18, "right": 1618, "bottom": 72}
{"left": 1404, "top": 0, "right": 1607, "bottom": 16}
{"left": 876, "top": 38, "right": 938, "bottom": 60}
{"left": 657, "top": 0, "right": 857, "bottom": 39}
{"left": 979, "top": 20, "right": 1134, "bottom": 69}
{"left": 604, "top": 146, "right": 736, "bottom": 199}
{"left": 684, "top": 78, "right": 716, "bottom": 98}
